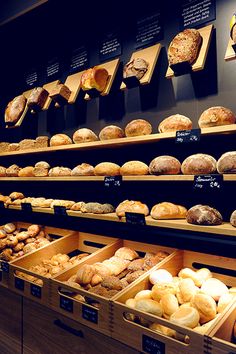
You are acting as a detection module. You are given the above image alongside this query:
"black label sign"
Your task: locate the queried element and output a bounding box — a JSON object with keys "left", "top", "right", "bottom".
{"left": 99, "top": 31, "right": 122, "bottom": 61}
{"left": 82, "top": 304, "right": 98, "bottom": 324}
{"left": 31, "top": 284, "right": 42, "bottom": 298}
{"left": 60, "top": 295, "right": 73, "bottom": 313}
{"left": 104, "top": 175, "right": 122, "bottom": 188}
{"left": 25, "top": 69, "right": 38, "bottom": 87}
{"left": 54, "top": 206, "right": 67, "bottom": 216}
{"left": 21, "top": 203, "right": 32, "bottom": 212}
{"left": 181, "top": 0, "right": 216, "bottom": 29}
{"left": 136, "top": 12, "right": 163, "bottom": 49}
{"left": 15, "top": 278, "right": 24, "bottom": 291}
{"left": 142, "top": 335, "right": 165, "bottom": 354}
{"left": 70, "top": 46, "right": 88, "bottom": 74}
{"left": 176, "top": 128, "right": 201, "bottom": 143}
{"left": 193, "top": 174, "right": 223, "bottom": 190}
{"left": 0, "top": 201, "right": 5, "bottom": 209}
{"left": 1, "top": 262, "right": 9, "bottom": 273}
{"left": 46, "top": 57, "right": 60, "bottom": 79}
{"left": 125, "top": 212, "right": 146, "bottom": 226}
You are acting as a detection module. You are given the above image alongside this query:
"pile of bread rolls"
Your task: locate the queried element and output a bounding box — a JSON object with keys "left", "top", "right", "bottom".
{"left": 124, "top": 267, "right": 236, "bottom": 342}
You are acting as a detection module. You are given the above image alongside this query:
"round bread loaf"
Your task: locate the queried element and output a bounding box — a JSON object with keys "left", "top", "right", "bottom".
{"left": 35, "top": 161, "right": 50, "bottom": 169}
{"left": 123, "top": 58, "right": 149, "bottom": 80}
{"left": 49, "top": 167, "right": 72, "bottom": 177}
{"left": 186, "top": 205, "right": 223, "bottom": 226}
{"left": 71, "top": 163, "right": 94, "bottom": 176}
{"left": 5, "top": 95, "right": 27, "bottom": 125}
{"left": 191, "top": 293, "right": 217, "bottom": 324}
{"left": 116, "top": 200, "right": 149, "bottom": 217}
{"left": 217, "top": 152, "right": 236, "bottom": 174}
{"left": 181, "top": 154, "right": 217, "bottom": 175}
{"left": 18, "top": 166, "right": 34, "bottom": 177}
{"left": 50, "top": 134, "right": 72, "bottom": 146}
{"left": 201, "top": 278, "right": 229, "bottom": 301}
{"left": 170, "top": 307, "right": 200, "bottom": 328}
{"left": 149, "top": 156, "right": 181, "bottom": 175}
{"left": 230, "top": 210, "right": 236, "bottom": 227}
{"left": 160, "top": 294, "right": 179, "bottom": 316}
{"left": 73, "top": 128, "right": 98, "bottom": 144}
{"left": 158, "top": 115, "right": 192, "bottom": 133}
{"left": 0, "top": 167, "right": 6, "bottom": 177}
{"left": 6, "top": 164, "right": 21, "bottom": 177}
{"left": 99, "top": 125, "right": 125, "bottom": 140}
{"left": 94, "top": 162, "right": 120, "bottom": 176}
{"left": 198, "top": 106, "right": 236, "bottom": 128}
{"left": 120, "top": 161, "right": 149, "bottom": 175}
{"left": 125, "top": 119, "right": 152, "bottom": 137}
{"left": 9, "top": 192, "right": 25, "bottom": 200}
{"left": 80, "top": 202, "right": 114, "bottom": 214}
{"left": 151, "top": 202, "right": 187, "bottom": 220}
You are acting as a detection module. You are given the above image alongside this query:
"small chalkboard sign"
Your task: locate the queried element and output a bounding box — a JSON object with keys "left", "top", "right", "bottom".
{"left": 125, "top": 212, "right": 146, "bottom": 226}
{"left": 135, "top": 12, "right": 163, "bottom": 49}
{"left": 21, "top": 203, "right": 33, "bottom": 213}
{"left": 1, "top": 262, "right": 9, "bottom": 273}
{"left": 31, "top": 284, "right": 42, "bottom": 298}
{"left": 180, "top": 0, "right": 216, "bottom": 29}
{"left": 104, "top": 176, "right": 122, "bottom": 188}
{"left": 70, "top": 46, "right": 88, "bottom": 74}
{"left": 142, "top": 334, "right": 165, "bottom": 354}
{"left": 82, "top": 304, "right": 98, "bottom": 324}
{"left": 176, "top": 128, "right": 201, "bottom": 143}
{"left": 60, "top": 295, "right": 73, "bottom": 313}
{"left": 54, "top": 206, "right": 67, "bottom": 216}
{"left": 15, "top": 278, "right": 24, "bottom": 291}
{"left": 0, "top": 201, "right": 5, "bottom": 209}
{"left": 99, "top": 31, "right": 122, "bottom": 62}
{"left": 193, "top": 174, "right": 223, "bottom": 190}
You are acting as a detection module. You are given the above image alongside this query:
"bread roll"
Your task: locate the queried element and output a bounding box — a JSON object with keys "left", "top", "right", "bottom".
{"left": 186, "top": 205, "right": 223, "bottom": 226}
{"left": 191, "top": 293, "right": 217, "bottom": 324}
{"left": 217, "top": 293, "right": 234, "bottom": 313}
{"left": 158, "top": 115, "right": 192, "bottom": 133}
{"left": 35, "top": 161, "right": 50, "bottom": 169}
{"left": 217, "top": 152, "right": 236, "bottom": 174}
{"left": 123, "top": 58, "right": 149, "bottom": 80}
{"left": 81, "top": 67, "right": 109, "bottom": 92}
{"left": 125, "top": 298, "right": 137, "bottom": 308}
{"left": 4, "top": 223, "right": 16, "bottom": 233}
{"left": 160, "top": 294, "right": 179, "bottom": 316}
{"left": 198, "top": 107, "right": 236, "bottom": 128}
{"left": 178, "top": 268, "right": 201, "bottom": 287}
{"left": 149, "top": 156, "right": 181, "bottom": 175}
{"left": 151, "top": 202, "right": 187, "bottom": 220}
{"left": 151, "top": 282, "right": 177, "bottom": 301}
{"left": 49, "top": 167, "right": 71, "bottom": 177}
{"left": 115, "top": 247, "right": 139, "bottom": 260}
{"left": 135, "top": 299, "right": 163, "bottom": 317}
{"left": 35, "top": 136, "right": 49, "bottom": 149}
{"left": 0, "top": 167, "right": 6, "bottom": 177}
{"left": 73, "top": 128, "right": 98, "bottom": 144}
{"left": 201, "top": 278, "right": 229, "bottom": 301}
{"left": 5, "top": 95, "right": 27, "bottom": 125}
{"left": 50, "top": 134, "right": 72, "bottom": 147}
{"left": 9, "top": 192, "right": 25, "bottom": 200}
{"left": 71, "top": 163, "right": 94, "bottom": 176}
{"left": 149, "top": 269, "right": 173, "bottom": 285}
{"left": 9, "top": 143, "right": 20, "bottom": 151}
{"left": 135, "top": 290, "right": 152, "bottom": 300}
{"left": 179, "top": 278, "right": 198, "bottom": 303}
{"left": 18, "top": 166, "right": 34, "bottom": 177}
{"left": 170, "top": 307, "right": 200, "bottom": 328}
{"left": 120, "top": 161, "right": 149, "bottom": 175}
{"left": 6, "top": 164, "right": 21, "bottom": 177}
{"left": 99, "top": 125, "right": 125, "bottom": 140}
{"left": 19, "top": 139, "right": 35, "bottom": 150}
{"left": 125, "top": 119, "right": 152, "bottom": 137}
{"left": 181, "top": 154, "right": 217, "bottom": 175}
{"left": 94, "top": 162, "right": 120, "bottom": 176}
{"left": 116, "top": 200, "right": 149, "bottom": 217}
{"left": 196, "top": 268, "right": 212, "bottom": 284}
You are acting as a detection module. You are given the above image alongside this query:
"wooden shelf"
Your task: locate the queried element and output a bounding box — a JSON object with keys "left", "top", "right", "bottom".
{"left": 0, "top": 124, "right": 236, "bottom": 157}
{"left": 42, "top": 80, "right": 60, "bottom": 110}
{"left": 224, "top": 37, "right": 236, "bottom": 61}
{"left": 65, "top": 70, "right": 86, "bottom": 104}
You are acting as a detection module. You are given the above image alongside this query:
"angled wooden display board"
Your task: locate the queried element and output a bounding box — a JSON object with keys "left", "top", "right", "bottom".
{"left": 224, "top": 37, "right": 236, "bottom": 61}
{"left": 166, "top": 24, "right": 214, "bottom": 79}
{"left": 64, "top": 70, "right": 86, "bottom": 104}
{"left": 42, "top": 80, "right": 60, "bottom": 110}
{"left": 120, "top": 43, "right": 161, "bottom": 90}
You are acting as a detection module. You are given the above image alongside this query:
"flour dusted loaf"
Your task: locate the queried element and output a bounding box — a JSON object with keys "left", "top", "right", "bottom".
{"left": 73, "top": 128, "right": 98, "bottom": 144}
{"left": 6, "top": 165, "right": 21, "bottom": 177}
{"left": 217, "top": 152, "right": 236, "bottom": 174}
{"left": 49, "top": 167, "right": 71, "bottom": 177}
{"left": 151, "top": 202, "right": 187, "bottom": 220}
{"left": 94, "top": 162, "right": 120, "bottom": 176}
{"left": 123, "top": 58, "right": 149, "bottom": 80}
{"left": 33, "top": 162, "right": 50, "bottom": 177}
{"left": 5, "top": 95, "right": 27, "bottom": 125}
{"left": 120, "top": 161, "right": 149, "bottom": 175}
{"left": 0, "top": 167, "right": 6, "bottom": 177}
{"left": 81, "top": 66, "right": 109, "bottom": 92}
{"left": 18, "top": 167, "right": 34, "bottom": 177}
{"left": 116, "top": 200, "right": 149, "bottom": 217}
{"left": 50, "top": 134, "right": 72, "bottom": 146}
{"left": 27, "top": 87, "right": 49, "bottom": 111}
{"left": 99, "top": 125, "right": 125, "bottom": 140}
{"left": 71, "top": 163, "right": 94, "bottom": 176}
{"left": 125, "top": 119, "right": 152, "bottom": 137}
{"left": 230, "top": 210, "right": 236, "bottom": 227}
{"left": 181, "top": 154, "right": 217, "bottom": 175}
{"left": 186, "top": 205, "right": 223, "bottom": 225}
{"left": 80, "top": 202, "right": 114, "bottom": 214}
{"left": 168, "top": 29, "right": 202, "bottom": 66}
{"left": 198, "top": 107, "right": 236, "bottom": 128}
{"left": 158, "top": 115, "right": 193, "bottom": 133}
{"left": 149, "top": 156, "right": 181, "bottom": 175}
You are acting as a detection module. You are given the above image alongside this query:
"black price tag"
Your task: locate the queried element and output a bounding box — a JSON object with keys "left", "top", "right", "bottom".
{"left": 60, "top": 295, "right": 73, "bottom": 313}
{"left": 180, "top": 0, "right": 216, "bottom": 29}
{"left": 0, "top": 201, "right": 5, "bottom": 209}
{"left": 135, "top": 12, "right": 163, "bottom": 49}
{"left": 70, "top": 46, "right": 88, "bottom": 74}
{"left": 1, "top": 262, "right": 9, "bottom": 273}
{"left": 99, "top": 31, "right": 122, "bottom": 61}
{"left": 54, "top": 206, "right": 67, "bottom": 216}
{"left": 82, "top": 304, "right": 98, "bottom": 324}
{"left": 30, "top": 284, "right": 42, "bottom": 298}
{"left": 142, "top": 335, "right": 165, "bottom": 354}
{"left": 175, "top": 128, "right": 201, "bottom": 143}
{"left": 104, "top": 175, "right": 122, "bottom": 188}
{"left": 125, "top": 212, "right": 146, "bottom": 226}
{"left": 15, "top": 278, "right": 24, "bottom": 291}
{"left": 21, "top": 203, "right": 32, "bottom": 212}
{"left": 193, "top": 174, "right": 223, "bottom": 190}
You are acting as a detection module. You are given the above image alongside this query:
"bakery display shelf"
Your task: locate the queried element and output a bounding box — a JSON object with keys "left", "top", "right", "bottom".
{"left": 1, "top": 124, "right": 236, "bottom": 157}
{"left": 166, "top": 24, "right": 213, "bottom": 79}
{"left": 120, "top": 43, "right": 161, "bottom": 90}
{"left": 225, "top": 37, "right": 236, "bottom": 61}
{"left": 42, "top": 80, "right": 60, "bottom": 110}
{"left": 84, "top": 58, "right": 120, "bottom": 100}
{"left": 64, "top": 70, "right": 86, "bottom": 104}
{"left": 6, "top": 206, "right": 236, "bottom": 238}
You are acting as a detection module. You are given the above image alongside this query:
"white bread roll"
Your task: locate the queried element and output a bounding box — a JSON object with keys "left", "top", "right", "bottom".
{"left": 201, "top": 278, "right": 229, "bottom": 301}
{"left": 125, "top": 298, "right": 137, "bottom": 308}
{"left": 152, "top": 282, "right": 177, "bottom": 302}
{"left": 160, "top": 294, "right": 179, "bottom": 316}
{"left": 196, "top": 268, "right": 212, "bottom": 284}
{"left": 191, "top": 293, "right": 217, "bottom": 324}
{"left": 178, "top": 268, "right": 202, "bottom": 287}
{"left": 170, "top": 307, "right": 200, "bottom": 328}
{"left": 179, "top": 278, "right": 198, "bottom": 302}
{"left": 135, "top": 290, "right": 152, "bottom": 300}
{"left": 135, "top": 299, "right": 163, "bottom": 317}
{"left": 217, "top": 293, "right": 234, "bottom": 313}
{"left": 149, "top": 269, "right": 173, "bottom": 285}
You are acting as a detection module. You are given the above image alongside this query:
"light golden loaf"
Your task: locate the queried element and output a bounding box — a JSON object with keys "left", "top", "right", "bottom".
{"left": 160, "top": 294, "right": 179, "bottom": 316}
{"left": 217, "top": 293, "right": 234, "bottom": 313}
{"left": 71, "top": 163, "right": 95, "bottom": 176}
{"left": 99, "top": 125, "right": 125, "bottom": 140}
{"left": 191, "top": 293, "right": 217, "bottom": 324}
{"left": 151, "top": 202, "right": 187, "bottom": 220}
{"left": 18, "top": 166, "right": 34, "bottom": 177}
{"left": 116, "top": 200, "right": 149, "bottom": 217}
{"left": 94, "top": 162, "right": 120, "bottom": 176}
{"left": 114, "top": 247, "right": 139, "bottom": 260}
{"left": 125, "top": 119, "right": 152, "bottom": 137}
{"left": 178, "top": 268, "right": 202, "bottom": 287}
{"left": 178, "top": 278, "right": 198, "bottom": 302}
{"left": 135, "top": 290, "right": 153, "bottom": 300}
{"left": 158, "top": 115, "right": 193, "bottom": 133}
{"left": 149, "top": 269, "right": 173, "bottom": 285}
{"left": 170, "top": 306, "right": 200, "bottom": 328}
{"left": 135, "top": 299, "right": 163, "bottom": 317}
{"left": 81, "top": 66, "right": 109, "bottom": 92}
{"left": 50, "top": 134, "right": 72, "bottom": 147}
{"left": 120, "top": 161, "right": 149, "bottom": 175}
{"left": 201, "top": 278, "right": 229, "bottom": 301}
{"left": 151, "top": 282, "right": 177, "bottom": 302}
{"left": 149, "top": 156, "right": 181, "bottom": 175}
{"left": 73, "top": 128, "right": 98, "bottom": 144}
{"left": 198, "top": 106, "right": 236, "bottom": 128}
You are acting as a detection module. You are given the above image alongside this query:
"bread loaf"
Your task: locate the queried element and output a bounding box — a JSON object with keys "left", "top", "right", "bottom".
{"left": 49, "top": 167, "right": 72, "bottom": 177}
{"left": 73, "top": 128, "right": 98, "bottom": 144}
{"left": 149, "top": 156, "right": 181, "bottom": 175}
{"left": 9, "top": 143, "right": 20, "bottom": 151}
{"left": 0, "top": 142, "right": 10, "bottom": 152}
{"left": 70, "top": 202, "right": 85, "bottom": 211}
{"left": 6, "top": 165, "right": 21, "bottom": 177}
{"left": 27, "top": 87, "right": 49, "bottom": 111}
{"left": 35, "top": 136, "right": 49, "bottom": 149}
{"left": 149, "top": 269, "right": 173, "bottom": 285}
{"left": 94, "top": 162, "right": 120, "bottom": 176}
{"left": 80, "top": 202, "right": 114, "bottom": 214}
{"left": 120, "top": 161, "right": 149, "bottom": 175}
{"left": 50, "top": 200, "right": 75, "bottom": 209}
{"left": 160, "top": 294, "right": 179, "bottom": 316}
{"left": 151, "top": 202, "right": 187, "bottom": 220}
{"left": 170, "top": 307, "right": 200, "bottom": 328}
{"left": 217, "top": 152, "right": 236, "bottom": 174}
{"left": 0, "top": 167, "right": 6, "bottom": 177}
{"left": 5, "top": 95, "right": 27, "bottom": 125}
{"left": 116, "top": 200, "right": 149, "bottom": 217}
{"left": 81, "top": 67, "right": 109, "bottom": 92}
{"left": 123, "top": 58, "right": 149, "bottom": 80}
{"left": 9, "top": 192, "right": 25, "bottom": 200}
{"left": 168, "top": 29, "right": 202, "bottom": 66}
{"left": 201, "top": 278, "right": 229, "bottom": 301}
{"left": 181, "top": 154, "right": 217, "bottom": 175}
{"left": 158, "top": 115, "right": 193, "bottom": 133}
{"left": 18, "top": 167, "right": 34, "bottom": 177}
{"left": 33, "top": 162, "right": 50, "bottom": 177}
{"left": 115, "top": 247, "right": 139, "bottom": 261}
{"left": 230, "top": 210, "right": 236, "bottom": 227}
{"left": 19, "top": 139, "right": 35, "bottom": 150}
{"left": 49, "top": 83, "right": 71, "bottom": 104}
{"left": 99, "top": 125, "right": 125, "bottom": 140}
{"left": 50, "top": 134, "right": 72, "bottom": 147}
{"left": 125, "top": 119, "right": 152, "bottom": 137}
{"left": 186, "top": 205, "right": 223, "bottom": 226}
{"left": 71, "top": 163, "right": 94, "bottom": 176}
{"left": 135, "top": 299, "right": 163, "bottom": 317}
{"left": 198, "top": 107, "right": 236, "bottom": 128}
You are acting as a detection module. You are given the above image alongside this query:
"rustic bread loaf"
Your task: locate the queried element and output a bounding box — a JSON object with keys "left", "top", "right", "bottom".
{"left": 0, "top": 167, "right": 6, "bottom": 177}
{"left": 181, "top": 154, "right": 217, "bottom": 175}
{"left": 81, "top": 67, "right": 109, "bottom": 92}
{"left": 6, "top": 164, "right": 21, "bottom": 177}
{"left": 217, "top": 152, "right": 236, "bottom": 174}
{"left": 71, "top": 163, "right": 95, "bottom": 176}
{"left": 151, "top": 202, "right": 187, "bottom": 220}
{"left": 27, "top": 87, "right": 49, "bottom": 111}
{"left": 186, "top": 205, "right": 223, "bottom": 225}
{"left": 73, "top": 128, "right": 98, "bottom": 144}
{"left": 49, "top": 83, "right": 71, "bottom": 104}
{"left": 18, "top": 167, "right": 34, "bottom": 177}
{"left": 158, "top": 115, "right": 193, "bottom": 133}
{"left": 19, "top": 139, "right": 35, "bottom": 150}
{"left": 0, "top": 142, "right": 10, "bottom": 152}
{"left": 125, "top": 119, "right": 152, "bottom": 137}
{"left": 230, "top": 210, "right": 236, "bottom": 227}
{"left": 33, "top": 162, "right": 50, "bottom": 177}
{"left": 94, "top": 162, "right": 120, "bottom": 176}
{"left": 120, "top": 161, "right": 149, "bottom": 175}
{"left": 116, "top": 200, "right": 149, "bottom": 217}
{"left": 149, "top": 156, "right": 181, "bottom": 175}
{"left": 8, "top": 143, "right": 20, "bottom": 151}
{"left": 198, "top": 107, "right": 236, "bottom": 128}
{"left": 49, "top": 167, "right": 72, "bottom": 177}
{"left": 80, "top": 202, "right": 114, "bottom": 214}
{"left": 123, "top": 58, "right": 149, "bottom": 80}
{"left": 35, "top": 136, "right": 49, "bottom": 149}
{"left": 50, "top": 134, "right": 72, "bottom": 146}
{"left": 99, "top": 125, "right": 125, "bottom": 140}
{"left": 5, "top": 95, "right": 27, "bottom": 125}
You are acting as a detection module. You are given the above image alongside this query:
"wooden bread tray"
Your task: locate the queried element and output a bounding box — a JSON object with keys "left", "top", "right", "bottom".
{"left": 112, "top": 250, "right": 236, "bottom": 353}
{"left": 9, "top": 231, "right": 115, "bottom": 307}
{"left": 50, "top": 239, "right": 175, "bottom": 336}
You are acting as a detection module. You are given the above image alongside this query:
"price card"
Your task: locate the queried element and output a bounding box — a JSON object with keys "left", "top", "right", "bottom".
{"left": 21, "top": 203, "right": 33, "bottom": 212}
{"left": 15, "top": 278, "right": 24, "bottom": 291}
{"left": 125, "top": 212, "right": 146, "bottom": 226}
{"left": 136, "top": 12, "right": 163, "bottom": 49}
{"left": 60, "top": 295, "right": 73, "bottom": 313}
{"left": 104, "top": 176, "right": 122, "bottom": 188}
{"left": 99, "top": 31, "right": 122, "bottom": 61}
{"left": 82, "top": 304, "right": 98, "bottom": 324}
{"left": 54, "top": 206, "right": 67, "bottom": 216}
{"left": 70, "top": 46, "right": 88, "bottom": 74}
{"left": 30, "top": 284, "right": 42, "bottom": 298}
{"left": 1, "top": 262, "right": 9, "bottom": 273}
{"left": 193, "top": 174, "right": 223, "bottom": 190}
{"left": 175, "top": 129, "right": 201, "bottom": 143}
{"left": 180, "top": 0, "right": 216, "bottom": 29}
{"left": 142, "top": 335, "right": 165, "bottom": 354}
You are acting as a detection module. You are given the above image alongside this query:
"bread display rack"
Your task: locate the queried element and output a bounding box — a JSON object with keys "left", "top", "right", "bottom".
{"left": 224, "top": 37, "right": 236, "bottom": 61}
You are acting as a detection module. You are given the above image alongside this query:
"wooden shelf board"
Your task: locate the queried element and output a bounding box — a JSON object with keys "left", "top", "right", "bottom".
{"left": 166, "top": 24, "right": 213, "bottom": 78}
{"left": 224, "top": 37, "right": 236, "bottom": 61}
{"left": 42, "top": 80, "right": 60, "bottom": 110}
{"left": 65, "top": 71, "right": 85, "bottom": 104}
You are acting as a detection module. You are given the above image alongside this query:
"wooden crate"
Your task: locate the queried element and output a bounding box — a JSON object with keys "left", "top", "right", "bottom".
{"left": 112, "top": 250, "right": 236, "bottom": 354}
{"left": 9, "top": 231, "right": 116, "bottom": 307}
{"left": 50, "top": 239, "right": 175, "bottom": 336}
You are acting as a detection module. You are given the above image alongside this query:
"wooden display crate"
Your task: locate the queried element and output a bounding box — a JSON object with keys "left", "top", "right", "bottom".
{"left": 112, "top": 250, "right": 236, "bottom": 354}
{"left": 50, "top": 239, "right": 175, "bottom": 336}
{"left": 9, "top": 231, "right": 116, "bottom": 307}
